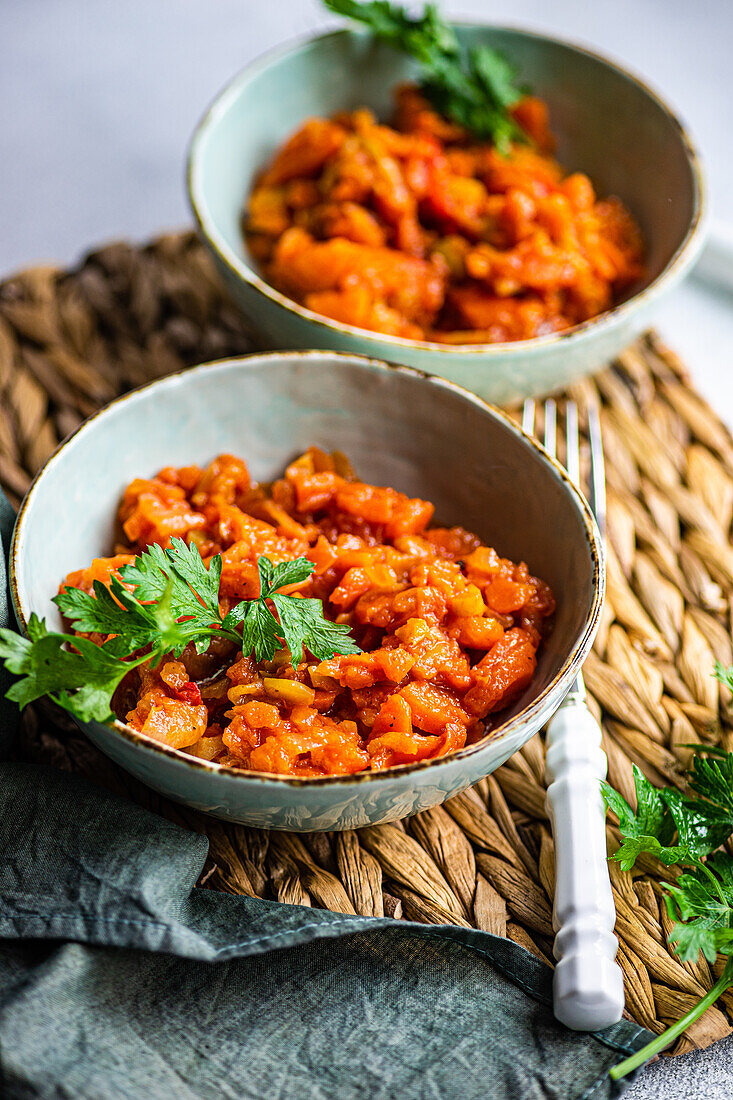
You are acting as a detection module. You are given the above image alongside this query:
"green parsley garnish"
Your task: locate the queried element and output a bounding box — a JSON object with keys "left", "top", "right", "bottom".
{"left": 0, "top": 612, "right": 151, "bottom": 725}
{"left": 601, "top": 678, "right": 733, "bottom": 1078}
{"left": 0, "top": 541, "right": 359, "bottom": 725}
{"left": 323, "top": 0, "right": 529, "bottom": 153}
{"left": 222, "top": 555, "right": 362, "bottom": 664}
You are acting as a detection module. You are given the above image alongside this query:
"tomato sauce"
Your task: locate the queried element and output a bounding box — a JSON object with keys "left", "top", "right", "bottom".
{"left": 62, "top": 450, "right": 554, "bottom": 776}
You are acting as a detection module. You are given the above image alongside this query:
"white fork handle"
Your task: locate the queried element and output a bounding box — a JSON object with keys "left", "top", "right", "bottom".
{"left": 545, "top": 696, "right": 624, "bottom": 1031}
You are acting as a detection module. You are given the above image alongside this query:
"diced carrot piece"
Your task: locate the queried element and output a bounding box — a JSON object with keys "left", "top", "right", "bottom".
{"left": 290, "top": 470, "right": 340, "bottom": 512}
{"left": 399, "top": 681, "right": 470, "bottom": 734}
{"left": 269, "top": 229, "right": 445, "bottom": 325}
{"left": 385, "top": 497, "right": 434, "bottom": 539}
{"left": 139, "top": 698, "right": 208, "bottom": 749}
{"left": 335, "top": 483, "right": 394, "bottom": 525}
{"left": 464, "top": 628, "right": 537, "bottom": 717}
{"left": 483, "top": 574, "right": 536, "bottom": 614}
{"left": 242, "top": 701, "right": 280, "bottom": 729}
{"left": 372, "top": 693, "right": 413, "bottom": 736}
{"left": 260, "top": 119, "right": 347, "bottom": 186}
{"left": 61, "top": 554, "right": 135, "bottom": 595}
{"left": 450, "top": 615, "right": 505, "bottom": 649}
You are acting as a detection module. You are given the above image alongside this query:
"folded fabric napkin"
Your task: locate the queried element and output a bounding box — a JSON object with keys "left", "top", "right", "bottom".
{"left": 0, "top": 489, "right": 651, "bottom": 1098}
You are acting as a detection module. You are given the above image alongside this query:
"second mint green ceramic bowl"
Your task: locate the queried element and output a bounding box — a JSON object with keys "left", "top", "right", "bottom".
{"left": 187, "top": 25, "right": 705, "bottom": 406}
{"left": 11, "top": 353, "right": 602, "bottom": 831}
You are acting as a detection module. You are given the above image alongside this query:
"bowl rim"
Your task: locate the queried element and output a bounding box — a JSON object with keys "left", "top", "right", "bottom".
{"left": 187, "top": 22, "right": 707, "bottom": 357}
{"left": 10, "top": 349, "right": 605, "bottom": 787}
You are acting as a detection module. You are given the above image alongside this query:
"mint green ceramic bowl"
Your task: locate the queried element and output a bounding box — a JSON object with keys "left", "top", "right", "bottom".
{"left": 187, "top": 25, "right": 705, "bottom": 406}
{"left": 10, "top": 352, "right": 602, "bottom": 831}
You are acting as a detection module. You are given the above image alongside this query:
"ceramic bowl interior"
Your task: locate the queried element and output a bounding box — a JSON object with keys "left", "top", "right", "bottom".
{"left": 11, "top": 353, "right": 602, "bottom": 828}
{"left": 188, "top": 24, "right": 704, "bottom": 398}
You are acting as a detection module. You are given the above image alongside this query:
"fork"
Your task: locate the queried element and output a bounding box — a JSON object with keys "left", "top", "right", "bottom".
{"left": 522, "top": 397, "right": 625, "bottom": 1032}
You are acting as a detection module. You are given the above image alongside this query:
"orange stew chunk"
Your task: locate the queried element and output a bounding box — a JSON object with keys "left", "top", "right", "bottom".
{"left": 245, "top": 85, "right": 643, "bottom": 343}
{"left": 60, "top": 449, "right": 554, "bottom": 776}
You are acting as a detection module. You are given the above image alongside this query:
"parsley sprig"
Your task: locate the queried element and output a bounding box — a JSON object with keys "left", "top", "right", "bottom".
{"left": 323, "top": 0, "right": 529, "bottom": 153}
{"left": 601, "top": 694, "right": 733, "bottom": 1078}
{"left": 0, "top": 541, "right": 359, "bottom": 726}
{"left": 602, "top": 755, "right": 733, "bottom": 875}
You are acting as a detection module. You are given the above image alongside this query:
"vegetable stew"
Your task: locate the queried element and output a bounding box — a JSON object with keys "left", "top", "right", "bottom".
{"left": 245, "top": 85, "right": 643, "bottom": 344}
{"left": 60, "top": 449, "right": 555, "bottom": 776}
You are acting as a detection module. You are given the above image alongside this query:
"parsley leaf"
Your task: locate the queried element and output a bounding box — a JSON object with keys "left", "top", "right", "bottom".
{"left": 602, "top": 756, "right": 733, "bottom": 869}
{"left": 664, "top": 854, "right": 733, "bottom": 963}
{"left": 324, "top": 0, "right": 455, "bottom": 55}
{"left": 2, "top": 546, "right": 359, "bottom": 725}
{"left": 272, "top": 593, "right": 360, "bottom": 664}
{"left": 601, "top": 765, "right": 683, "bottom": 870}
{"left": 663, "top": 786, "right": 733, "bottom": 861}
{"left": 55, "top": 578, "right": 162, "bottom": 653}
{"left": 56, "top": 574, "right": 216, "bottom": 662}
{"left": 220, "top": 556, "right": 288, "bottom": 662}
{"left": 689, "top": 751, "right": 733, "bottom": 814}
{"left": 713, "top": 658, "right": 733, "bottom": 693}
{"left": 264, "top": 557, "right": 315, "bottom": 591}
{"left": 231, "top": 556, "right": 362, "bottom": 664}
{"left": 323, "top": 0, "right": 529, "bottom": 152}
{"left": 471, "top": 46, "right": 525, "bottom": 110}
{"left": 234, "top": 601, "right": 283, "bottom": 664}
{"left": 0, "top": 623, "right": 141, "bottom": 722}
{"left": 118, "top": 538, "right": 223, "bottom": 622}
{"left": 57, "top": 540, "right": 229, "bottom": 661}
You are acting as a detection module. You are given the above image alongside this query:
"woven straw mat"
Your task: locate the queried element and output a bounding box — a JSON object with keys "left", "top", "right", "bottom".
{"left": 2, "top": 230, "right": 733, "bottom": 1056}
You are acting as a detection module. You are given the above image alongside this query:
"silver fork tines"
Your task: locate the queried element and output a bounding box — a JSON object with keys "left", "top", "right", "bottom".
{"left": 521, "top": 397, "right": 605, "bottom": 701}
{"left": 521, "top": 396, "right": 604, "bottom": 533}
{"left": 587, "top": 404, "right": 606, "bottom": 545}
{"left": 543, "top": 398, "right": 557, "bottom": 460}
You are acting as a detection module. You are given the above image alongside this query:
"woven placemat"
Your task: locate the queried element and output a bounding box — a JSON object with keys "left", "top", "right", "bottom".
{"left": 2, "top": 231, "right": 733, "bottom": 1056}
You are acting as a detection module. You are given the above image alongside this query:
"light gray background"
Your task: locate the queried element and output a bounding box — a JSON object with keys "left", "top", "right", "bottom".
{"left": 2, "top": 1, "right": 733, "bottom": 1095}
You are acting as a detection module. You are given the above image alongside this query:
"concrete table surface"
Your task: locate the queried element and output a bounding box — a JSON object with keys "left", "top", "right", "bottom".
{"left": 2, "top": 1, "right": 732, "bottom": 1095}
